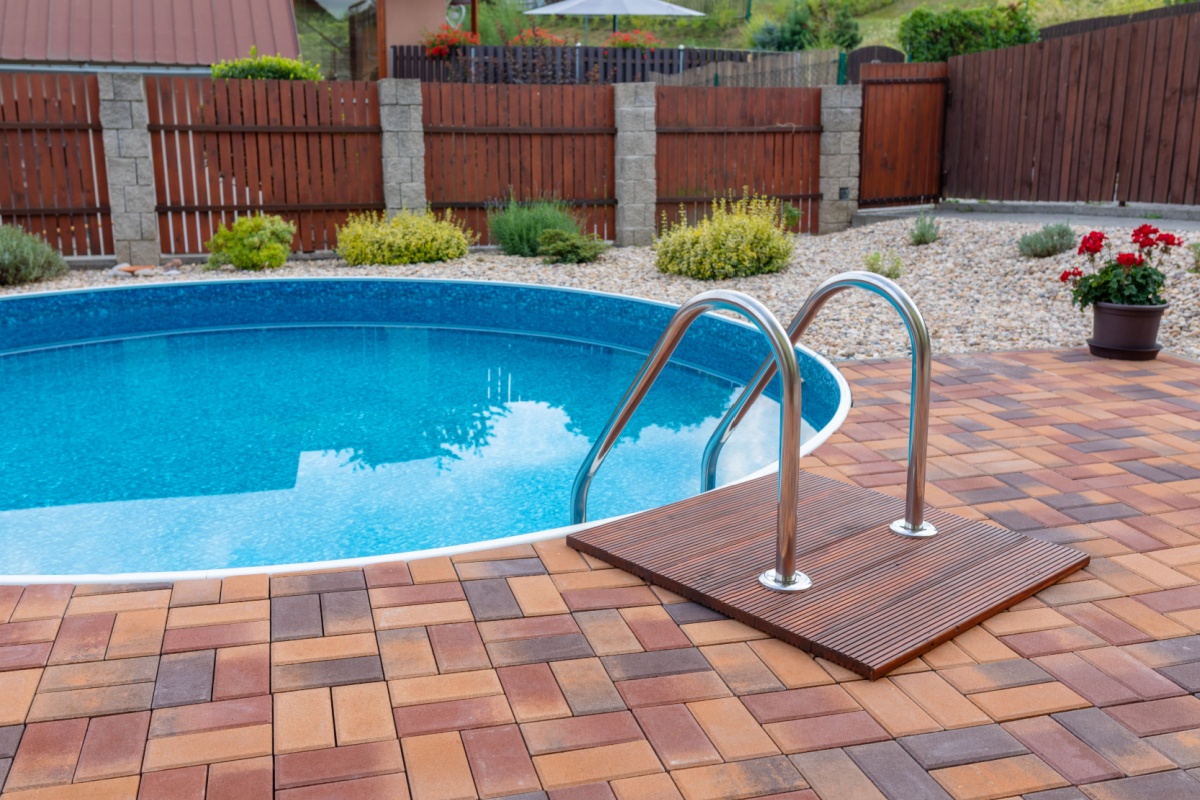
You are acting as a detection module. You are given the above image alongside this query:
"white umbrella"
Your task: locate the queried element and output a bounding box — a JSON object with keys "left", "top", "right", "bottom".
{"left": 525, "top": 0, "right": 703, "bottom": 38}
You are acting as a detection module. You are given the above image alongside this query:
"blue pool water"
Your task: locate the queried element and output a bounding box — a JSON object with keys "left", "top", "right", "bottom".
{"left": 0, "top": 280, "right": 847, "bottom": 575}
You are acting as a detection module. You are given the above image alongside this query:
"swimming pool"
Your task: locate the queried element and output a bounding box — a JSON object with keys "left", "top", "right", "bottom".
{"left": 0, "top": 279, "right": 850, "bottom": 579}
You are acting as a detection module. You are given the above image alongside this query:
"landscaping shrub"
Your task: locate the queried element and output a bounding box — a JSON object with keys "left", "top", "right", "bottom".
{"left": 810, "top": 0, "right": 862, "bottom": 50}
{"left": 899, "top": 4, "right": 1038, "bottom": 63}
{"left": 1018, "top": 223, "right": 1076, "bottom": 258}
{"left": 749, "top": 2, "right": 816, "bottom": 51}
{"left": 538, "top": 229, "right": 607, "bottom": 264}
{"left": 337, "top": 211, "right": 473, "bottom": 266}
{"left": 655, "top": 195, "right": 794, "bottom": 281}
{"left": 488, "top": 199, "right": 579, "bottom": 257}
{"left": 421, "top": 24, "right": 481, "bottom": 58}
{"left": 863, "top": 250, "right": 903, "bottom": 280}
{"left": 206, "top": 215, "right": 296, "bottom": 270}
{"left": 604, "top": 30, "right": 663, "bottom": 48}
{"left": 0, "top": 225, "right": 68, "bottom": 286}
{"left": 508, "top": 27, "right": 566, "bottom": 46}
{"left": 909, "top": 213, "right": 940, "bottom": 246}
{"left": 211, "top": 46, "right": 321, "bottom": 81}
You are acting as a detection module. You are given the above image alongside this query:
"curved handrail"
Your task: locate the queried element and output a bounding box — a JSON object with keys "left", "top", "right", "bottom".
{"left": 701, "top": 271, "right": 937, "bottom": 538}
{"left": 570, "top": 289, "right": 812, "bottom": 591}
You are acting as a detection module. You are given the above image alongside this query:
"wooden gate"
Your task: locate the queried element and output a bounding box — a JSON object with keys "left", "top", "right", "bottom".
{"left": 145, "top": 77, "right": 384, "bottom": 255}
{"left": 422, "top": 84, "right": 616, "bottom": 243}
{"left": 655, "top": 87, "right": 822, "bottom": 233}
{"left": 859, "top": 63, "right": 947, "bottom": 208}
{"left": 0, "top": 72, "right": 112, "bottom": 257}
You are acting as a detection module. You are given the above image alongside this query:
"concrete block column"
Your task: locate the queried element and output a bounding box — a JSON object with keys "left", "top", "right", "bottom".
{"left": 97, "top": 73, "right": 161, "bottom": 265}
{"left": 819, "top": 85, "right": 862, "bottom": 235}
{"left": 377, "top": 79, "right": 428, "bottom": 213}
{"left": 614, "top": 83, "right": 657, "bottom": 247}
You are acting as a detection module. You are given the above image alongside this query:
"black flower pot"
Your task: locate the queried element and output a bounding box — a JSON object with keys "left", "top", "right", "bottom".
{"left": 1087, "top": 301, "right": 1168, "bottom": 360}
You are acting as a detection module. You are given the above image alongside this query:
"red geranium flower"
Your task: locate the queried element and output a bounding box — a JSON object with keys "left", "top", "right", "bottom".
{"left": 1077, "top": 231, "right": 1106, "bottom": 255}
{"left": 1157, "top": 232, "right": 1183, "bottom": 248}
{"left": 1116, "top": 252, "right": 1144, "bottom": 268}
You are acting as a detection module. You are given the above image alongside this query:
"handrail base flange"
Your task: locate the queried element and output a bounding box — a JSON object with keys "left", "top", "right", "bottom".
{"left": 891, "top": 519, "right": 938, "bottom": 538}
{"left": 759, "top": 569, "right": 813, "bottom": 592}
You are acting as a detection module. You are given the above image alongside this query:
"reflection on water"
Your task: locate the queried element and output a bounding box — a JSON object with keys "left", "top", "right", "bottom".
{"left": 0, "top": 326, "right": 796, "bottom": 574}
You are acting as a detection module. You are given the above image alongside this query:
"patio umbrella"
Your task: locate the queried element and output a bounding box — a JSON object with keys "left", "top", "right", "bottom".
{"left": 525, "top": 0, "right": 703, "bottom": 37}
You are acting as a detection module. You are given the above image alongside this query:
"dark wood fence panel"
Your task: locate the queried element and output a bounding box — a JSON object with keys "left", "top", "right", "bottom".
{"left": 846, "top": 46, "right": 905, "bottom": 85}
{"left": 0, "top": 72, "right": 112, "bottom": 257}
{"left": 145, "top": 77, "right": 384, "bottom": 254}
{"left": 859, "top": 62, "right": 948, "bottom": 208}
{"left": 396, "top": 45, "right": 767, "bottom": 84}
{"left": 945, "top": 13, "right": 1200, "bottom": 205}
{"left": 422, "top": 84, "right": 616, "bottom": 243}
{"left": 654, "top": 87, "right": 822, "bottom": 233}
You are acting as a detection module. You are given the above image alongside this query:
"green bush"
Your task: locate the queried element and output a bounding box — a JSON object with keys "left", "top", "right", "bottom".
{"left": 206, "top": 215, "right": 296, "bottom": 270}
{"left": 212, "top": 46, "right": 322, "bottom": 81}
{"left": 656, "top": 195, "right": 794, "bottom": 281}
{"left": 1190, "top": 242, "right": 1200, "bottom": 274}
{"left": 1018, "top": 223, "right": 1076, "bottom": 258}
{"left": 337, "top": 211, "right": 473, "bottom": 265}
{"left": 864, "top": 250, "right": 903, "bottom": 279}
{"left": 488, "top": 199, "right": 579, "bottom": 258}
{"left": 909, "top": 212, "right": 940, "bottom": 246}
{"left": 810, "top": 0, "right": 862, "bottom": 50}
{"left": 538, "top": 229, "right": 607, "bottom": 264}
{"left": 0, "top": 225, "right": 68, "bottom": 286}
{"left": 750, "top": 2, "right": 816, "bottom": 51}
{"left": 899, "top": 4, "right": 1038, "bottom": 63}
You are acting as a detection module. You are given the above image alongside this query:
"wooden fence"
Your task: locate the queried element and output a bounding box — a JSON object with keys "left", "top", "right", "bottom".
{"left": 859, "top": 62, "right": 947, "bottom": 208}
{"left": 145, "top": 77, "right": 384, "bottom": 254}
{"left": 944, "top": 13, "right": 1200, "bottom": 205}
{"left": 651, "top": 50, "right": 839, "bottom": 88}
{"left": 655, "top": 87, "right": 822, "bottom": 233}
{"left": 396, "top": 45, "right": 768, "bottom": 85}
{"left": 845, "top": 46, "right": 905, "bottom": 85}
{"left": 0, "top": 72, "right": 112, "bottom": 257}
{"left": 422, "top": 84, "right": 616, "bottom": 243}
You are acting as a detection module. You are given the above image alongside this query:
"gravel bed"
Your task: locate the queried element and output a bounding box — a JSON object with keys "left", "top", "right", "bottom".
{"left": 4, "top": 218, "right": 1197, "bottom": 360}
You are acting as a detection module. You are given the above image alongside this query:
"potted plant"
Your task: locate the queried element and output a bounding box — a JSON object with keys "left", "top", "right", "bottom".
{"left": 1060, "top": 225, "right": 1183, "bottom": 360}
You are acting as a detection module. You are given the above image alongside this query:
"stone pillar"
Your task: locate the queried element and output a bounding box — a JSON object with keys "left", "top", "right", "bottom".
{"left": 377, "top": 79, "right": 427, "bottom": 213}
{"left": 819, "top": 85, "right": 862, "bottom": 235}
{"left": 97, "top": 73, "right": 161, "bottom": 265}
{"left": 614, "top": 83, "right": 657, "bottom": 247}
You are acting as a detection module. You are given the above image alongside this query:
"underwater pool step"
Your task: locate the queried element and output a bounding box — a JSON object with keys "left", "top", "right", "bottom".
{"left": 568, "top": 470, "right": 1090, "bottom": 680}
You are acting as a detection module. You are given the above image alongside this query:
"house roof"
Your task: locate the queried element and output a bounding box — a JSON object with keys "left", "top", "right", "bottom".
{"left": 0, "top": 0, "right": 301, "bottom": 68}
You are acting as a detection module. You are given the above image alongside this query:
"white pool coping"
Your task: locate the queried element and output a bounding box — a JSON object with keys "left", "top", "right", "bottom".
{"left": 0, "top": 277, "right": 853, "bottom": 584}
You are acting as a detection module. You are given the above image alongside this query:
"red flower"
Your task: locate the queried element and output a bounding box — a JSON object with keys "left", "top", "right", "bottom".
{"left": 1077, "top": 231, "right": 1106, "bottom": 255}
{"left": 1059, "top": 267, "right": 1083, "bottom": 283}
{"left": 1157, "top": 232, "right": 1183, "bottom": 248}
{"left": 1116, "top": 252, "right": 1144, "bottom": 267}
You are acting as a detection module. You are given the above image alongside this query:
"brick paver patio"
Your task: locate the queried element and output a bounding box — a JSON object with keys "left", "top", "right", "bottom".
{"left": 1, "top": 349, "right": 1199, "bottom": 800}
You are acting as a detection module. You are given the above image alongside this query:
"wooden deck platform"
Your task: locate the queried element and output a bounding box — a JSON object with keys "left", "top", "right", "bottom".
{"left": 568, "top": 470, "right": 1090, "bottom": 679}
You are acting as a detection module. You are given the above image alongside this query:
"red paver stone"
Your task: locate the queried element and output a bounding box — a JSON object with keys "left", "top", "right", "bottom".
{"left": 633, "top": 704, "right": 722, "bottom": 770}
{"left": 275, "top": 739, "right": 405, "bottom": 789}
{"left": 616, "top": 671, "right": 732, "bottom": 708}
{"left": 1031, "top": 653, "right": 1141, "bottom": 707}
{"left": 369, "top": 582, "right": 466, "bottom": 608}
{"left": 213, "top": 643, "right": 270, "bottom": 700}
{"left": 208, "top": 756, "right": 273, "bottom": 800}
{"left": 149, "top": 695, "right": 272, "bottom": 738}
{"left": 741, "top": 685, "right": 860, "bottom": 723}
{"left": 11, "top": 585, "right": 72, "bottom": 622}
{"left": 479, "top": 615, "right": 581, "bottom": 642}
{"left": 48, "top": 613, "right": 115, "bottom": 664}
{"left": 0, "top": 642, "right": 52, "bottom": 671}
{"left": 5, "top": 717, "right": 88, "bottom": 791}
{"left": 136, "top": 765, "right": 207, "bottom": 800}
{"left": 562, "top": 587, "right": 661, "bottom": 612}
{"left": 765, "top": 710, "right": 891, "bottom": 755}
{"left": 75, "top": 711, "right": 151, "bottom": 782}
{"left": 276, "top": 773, "right": 411, "bottom": 800}
{"left": 1104, "top": 697, "right": 1200, "bottom": 736}
{"left": 461, "top": 723, "right": 540, "bottom": 797}
{"left": 1003, "top": 715, "right": 1123, "bottom": 784}
{"left": 521, "top": 711, "right": 643, "bottom": 755}
{"left": 364, "top": 562, "right": 413, "bottom": 589}
{"left": 497, "top": 663, "right": 572, "bottom": 722}
{"left": 428, "top": 622, "right": 491, "bottom": 673}
{"left": 392, "top": 694, "right": 514, "bottom": 737}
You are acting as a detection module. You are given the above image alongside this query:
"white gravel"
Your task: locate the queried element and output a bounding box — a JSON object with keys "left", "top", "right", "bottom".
{"left": 4, "top": 218, "right": 1197, "bottom": 360}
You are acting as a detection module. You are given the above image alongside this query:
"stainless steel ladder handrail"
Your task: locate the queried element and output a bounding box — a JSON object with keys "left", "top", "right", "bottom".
{"left": 570, "top": 289, "right": 812, "bottom": 592}
{"left": 701, "top": 271, "right": 937, "bottom": 538}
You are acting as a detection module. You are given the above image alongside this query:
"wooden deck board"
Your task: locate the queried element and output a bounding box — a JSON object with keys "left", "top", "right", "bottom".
{"left": 568, "top": 470, "right": 1089, "bottom": 679}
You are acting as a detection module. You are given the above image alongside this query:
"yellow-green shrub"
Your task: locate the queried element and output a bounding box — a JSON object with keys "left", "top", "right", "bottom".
{"left": 655, "top": 195, "right": 794, "bottom": 281}
{"left": 336, "top": 211, "right": 474, "bottom": 266}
